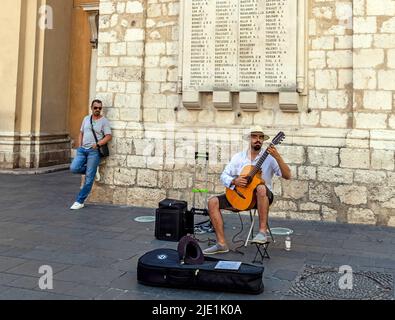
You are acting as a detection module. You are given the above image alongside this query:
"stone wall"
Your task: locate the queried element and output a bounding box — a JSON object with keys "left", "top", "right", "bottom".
{"left": 92, "top": 0, "right": 395, "bottom": 227}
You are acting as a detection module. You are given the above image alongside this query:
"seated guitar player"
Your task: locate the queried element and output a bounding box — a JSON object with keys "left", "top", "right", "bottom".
{"left": 203, "top": 126, "right": 292, "bottom": 255}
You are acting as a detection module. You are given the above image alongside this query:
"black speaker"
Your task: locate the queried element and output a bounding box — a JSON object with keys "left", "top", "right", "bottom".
{"left": 155, "top": 208, "right": 184, "bottom": 242}
{"left": 155, "top": 199, "right": 193, "bottom": 242}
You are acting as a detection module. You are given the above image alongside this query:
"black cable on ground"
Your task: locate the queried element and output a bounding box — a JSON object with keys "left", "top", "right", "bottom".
{"left": 231, "top": 212, "right": 245, "bottom": 254}
{"left": 193, "top": 235, "right": 216, "bottom": 245}
{"left": 194, "top": 219, "right": 210, "bottom": 227}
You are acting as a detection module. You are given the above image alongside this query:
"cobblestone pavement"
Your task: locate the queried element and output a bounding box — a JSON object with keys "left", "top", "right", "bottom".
{"left": 0, "top": 171, "right": 394, "bottom": 300}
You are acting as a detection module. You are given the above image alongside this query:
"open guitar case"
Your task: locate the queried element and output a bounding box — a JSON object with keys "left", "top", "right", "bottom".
{"left": 137, "top": 237, "right": 264, "bottom": 295}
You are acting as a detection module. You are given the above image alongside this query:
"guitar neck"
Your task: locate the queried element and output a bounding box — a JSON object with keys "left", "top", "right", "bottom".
{"left": 243, "top": 132, "right": 284, "bottom": 180}
{"left": 249, "top": 148, "right": 270, "bottom": 177}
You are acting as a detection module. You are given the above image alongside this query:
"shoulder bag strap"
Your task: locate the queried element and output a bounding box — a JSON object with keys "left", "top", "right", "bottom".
{"left": 90, "top": 116, "right": 100, "bottom": 145}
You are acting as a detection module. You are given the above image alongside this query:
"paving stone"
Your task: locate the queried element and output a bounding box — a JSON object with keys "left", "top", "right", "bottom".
{"left": 263, "top": 277, "right": 293, "bottom": 295}
{"left": 42, "top": 280, "right": 108, "bottom": 299}
{"left": 95, "top": 288, "right": 129, "bottom": 300}
{"left": 0, "top": 285, "right": 10, "bottom": 294}
{"left": 1, "top": 171, "right": 395, "bottom": 300}
{"left": 108, "top": 272, "right": 137, "bottom": 290}
{"left": 358, "top": 266, "right": 386, "bottom": 273}
{"left": 0, "top": 246, "right": 12, "bottom": 254}
{"left": 6, "top": 260, "right": 71, "bottom": 277}
{"left": 0, "top": 273, "right": 19, "bottom": 286}
{"left": 82, "top": 230, "right": 122, "bottom": 240}
{"left": 0, "top": 287, "right": 49, "bottom": 300}
{"left": 20, "top": 249, "right": 59, "bottom": 261}
{"left": 0, "top": 256, "right": 27, "bottom": 272}
{"left": 114, "top": 290, "right": 160, "bottom": 300}
{"left": 374, "top": 258, "right": 395, "bottom": 269}
{"left": 1, "top": 248, "right": 33, "bottom": 258}
{"left": 80, "top": 256, "right": 117, "bottom": 268}
{"left": 87, "top": 239, "right": 137, "bottom": 252}
{"left": 43, "top": 252, "right": 96, "bottom": 266}
{"left": 40, "top": 292, "right": 80, "bottom": 300}
{"left": 121, "top": 275, "right": 164, "bottom": 296}
{"left": 348, "top": 256, "right": 376, "bottom": 267}
{"left": 269, "top": 249, "right": 307, "bottom": 260}
{"left": 322, "top": 254, "right": 351, "bottom": 265}
{"left": 54, "top": 265, "right": 125, "bottom": 286}
{"left": 84, "top": 248, "right": 136, "bottom": 260}
{"left": 306, "top": 252, "right": 325, "bottom": 261}
{"left": 67, "top": 284, "right": 109, "bottom": 299}
{"left": 114, "top": 233, "right": 140, "bottom": 241}
{"left": 31, "top": 279, "right": 80, "bottom": 297}
{"left": 6, "top": 276, "right": 41, "bottom": 290}
{"left": 110, "top": 255, "right": 139, "bottom": 272}
{"left": 271, "top": 269, "right": 299, "bottom": 281}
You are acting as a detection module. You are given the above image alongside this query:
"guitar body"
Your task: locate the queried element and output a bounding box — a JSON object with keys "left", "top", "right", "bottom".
{"left": 224, "top": 131, "right": 285, "bottom": 211}
{"left": 225, "top": 165, "right": 265, "bottom": 211}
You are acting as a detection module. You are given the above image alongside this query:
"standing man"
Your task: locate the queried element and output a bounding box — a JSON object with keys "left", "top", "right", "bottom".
{"left": 203, "top": 126, "right": 291, "bottom": 255}
{"left": 70, "top": 100, "right": 112, "bottom": 210}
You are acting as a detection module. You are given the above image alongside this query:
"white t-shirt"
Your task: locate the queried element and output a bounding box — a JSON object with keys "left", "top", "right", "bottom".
{"left": 220, "top": 149, "right": 282, "bottom": 192}
{"left": 80, "top": 116, "right": 112, "bottom": 149}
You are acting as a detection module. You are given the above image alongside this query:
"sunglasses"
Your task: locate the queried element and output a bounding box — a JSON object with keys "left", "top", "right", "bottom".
{"left": 251, "top": 134, "right": 265, "bottom": 140}
{"left": 93, "top": 107, "right": 102, "bottom": 111}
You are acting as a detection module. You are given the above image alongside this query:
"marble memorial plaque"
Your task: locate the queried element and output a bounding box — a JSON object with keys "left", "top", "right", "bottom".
{"left": 182, "top": 0, "right": 297, "bottom": 92}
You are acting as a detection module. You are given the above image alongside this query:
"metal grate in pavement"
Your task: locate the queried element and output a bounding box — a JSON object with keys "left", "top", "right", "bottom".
{"left": 288, "top": 265, "right": 394, "bottom": 300}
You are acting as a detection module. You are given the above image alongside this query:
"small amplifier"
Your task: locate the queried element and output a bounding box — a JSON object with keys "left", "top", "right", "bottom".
{"left": 155, "top": 199, "right": 194, "bottom": 242}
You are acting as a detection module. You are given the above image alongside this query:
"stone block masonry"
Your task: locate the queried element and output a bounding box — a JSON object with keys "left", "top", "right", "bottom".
{"left": 89, "top": 0, "right": 395, "bottom": 227}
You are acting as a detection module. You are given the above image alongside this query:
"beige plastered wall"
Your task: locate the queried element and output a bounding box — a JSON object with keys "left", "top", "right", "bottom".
{"left": 0, "top": 0, "right": 72, "bottom": 168}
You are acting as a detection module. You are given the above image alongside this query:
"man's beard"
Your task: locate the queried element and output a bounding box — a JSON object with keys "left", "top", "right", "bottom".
{"left": 253, "top": 144, "right": 262, "bottom": 151}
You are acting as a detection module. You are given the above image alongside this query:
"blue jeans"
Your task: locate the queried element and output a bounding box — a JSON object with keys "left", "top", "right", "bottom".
{"left": 70, "top": 147, "right": 101, "bottom": 204}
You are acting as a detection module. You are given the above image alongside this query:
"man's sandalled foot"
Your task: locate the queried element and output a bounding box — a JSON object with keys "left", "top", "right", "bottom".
{"left": 251, "top": 232, "right": 271, "bottom": 244}
{"left": 203, "top": 243, "right": 229, "bottom": 255}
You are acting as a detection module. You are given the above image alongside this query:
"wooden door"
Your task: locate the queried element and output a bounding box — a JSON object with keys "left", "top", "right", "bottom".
{"left": 68, "top": 0, "right": 99, "bottom": 149}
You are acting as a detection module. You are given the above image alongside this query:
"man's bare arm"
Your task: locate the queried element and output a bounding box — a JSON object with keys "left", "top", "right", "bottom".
{"left": 78, "top": 132, "right": 83, "bottom": 148}
{"left": 98, "top": 134, "right": 112, "bottom": 146}
{"left": 267, "top": 146, "right": 291, "bottom": 180}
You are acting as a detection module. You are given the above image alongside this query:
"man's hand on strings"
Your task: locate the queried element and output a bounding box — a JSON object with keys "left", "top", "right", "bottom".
{"left": 233, "top": 176, "right": 248, "bottom": 187}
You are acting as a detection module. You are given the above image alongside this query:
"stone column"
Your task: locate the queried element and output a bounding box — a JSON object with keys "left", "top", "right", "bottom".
{"left": 0, "top": 0, "right": 73, "bottom": 169}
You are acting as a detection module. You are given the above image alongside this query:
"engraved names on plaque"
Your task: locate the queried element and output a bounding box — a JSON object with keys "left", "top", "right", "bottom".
{"left": 183, "top": 0, "right": 297, "bottom": 93}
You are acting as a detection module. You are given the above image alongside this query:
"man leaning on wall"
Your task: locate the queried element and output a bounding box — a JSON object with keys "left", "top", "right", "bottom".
{"left": 69, "top": 100, "right": 112, "bottom": 210}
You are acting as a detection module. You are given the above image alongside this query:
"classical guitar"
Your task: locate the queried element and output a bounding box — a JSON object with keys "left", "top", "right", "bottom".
{"left": 225, "top": 132, "right": 285, "bottom": 211}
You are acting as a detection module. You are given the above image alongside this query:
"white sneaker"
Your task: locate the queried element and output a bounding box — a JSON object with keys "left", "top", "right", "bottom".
{"left": 95, "top": 168, "right": 101, "bottom": 182}
{"left": 70, "top": 202, "right": 85, "bottom": 210}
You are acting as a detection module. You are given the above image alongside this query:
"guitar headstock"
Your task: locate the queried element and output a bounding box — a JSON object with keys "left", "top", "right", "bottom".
{"left": 271, "top": 131, "right": 285, "bottom": 146}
